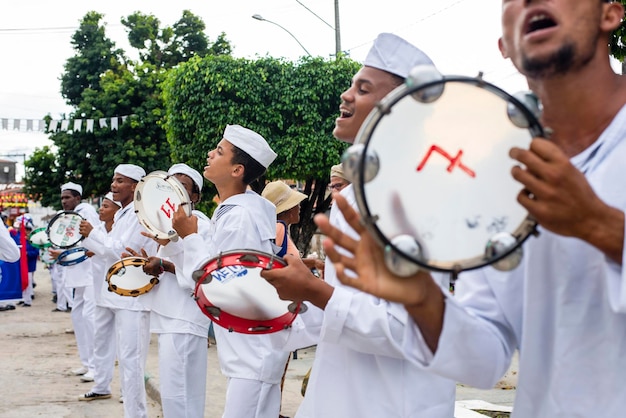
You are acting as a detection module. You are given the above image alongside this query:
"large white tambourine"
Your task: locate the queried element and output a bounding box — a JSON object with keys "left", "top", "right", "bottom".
{"left": 343, "top": 69, "right": 544, "bottom": 277}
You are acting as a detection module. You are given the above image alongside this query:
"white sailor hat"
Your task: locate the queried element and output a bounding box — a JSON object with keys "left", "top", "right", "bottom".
{"left": 363, "top": 33, "right": 435, "bottom": 79}
{"left": 223, "top": 124, "right": 277, "bottom": 169}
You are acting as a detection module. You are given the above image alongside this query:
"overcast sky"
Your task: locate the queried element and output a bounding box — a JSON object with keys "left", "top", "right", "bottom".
{"left": 0, "top": 0, "right": 617, "bottom": 179}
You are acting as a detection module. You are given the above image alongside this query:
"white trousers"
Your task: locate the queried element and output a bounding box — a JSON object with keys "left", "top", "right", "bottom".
{"left": 222, "top": 378, "right": 281, "bottom": 418}
{"left": 92, "top": 306, "right": 150, "bottom": 418}
{"left": 22, "top": 271, "right": 34, "bottom": 304}
{"left": 52, "top": 267, "right": 71, "bottom": 310}
{"left": 158, "top": 333, "right": 208, "bottom": 418}
{"left": 71, "top": 285, "right": 95, "bottom": 371}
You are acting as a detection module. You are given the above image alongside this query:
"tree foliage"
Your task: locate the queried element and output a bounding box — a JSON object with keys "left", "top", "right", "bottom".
{"left": 163, "top": 55, "right": 361, "bottom": 252}
{"left": 24, "top": 10, "right": 230, "bottom": 208}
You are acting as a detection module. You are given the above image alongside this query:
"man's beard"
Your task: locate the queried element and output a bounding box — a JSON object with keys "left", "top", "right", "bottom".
{"left": 521, "top": 36, "right": 596, "bottom": 79}
{"left": 522, "top": 43, "right": 576, "bottom": 78}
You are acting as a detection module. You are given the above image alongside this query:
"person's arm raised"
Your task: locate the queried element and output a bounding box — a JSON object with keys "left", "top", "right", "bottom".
{"left": 314, "top": 194, "right": 446, "bottom": 352}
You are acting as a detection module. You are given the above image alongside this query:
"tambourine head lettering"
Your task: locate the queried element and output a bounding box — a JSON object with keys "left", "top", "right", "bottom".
{"left": 352, "top": 75, "right": 543, "bottom": 274}
{"left": 46, "top": 211, "right": 85, "bottom": 249}
{"left": 106, "top": 257, "right": 159, "bottom": 297}
{"left": 194, "top": 250, "right": 303, "bottom": 334}
{"left": 134, "top": 171, "right": 192, "bottom": 241}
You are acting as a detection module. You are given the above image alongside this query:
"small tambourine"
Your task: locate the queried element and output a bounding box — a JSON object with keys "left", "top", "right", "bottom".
{"left": 57, "top": 247, "right": 89, "bottom": 266}
{"left": 39, "top": 248, "right": 56, "bottom": 266}
{"left": 28, "top": 227, "right": 51, "bottom": 249}
{"left": 193, "top": 250, "right": 305, "bottom": 334}
{"left": 106, "top": 257, "right": 159, "bottom": 297}
{"left": 134, "top": 171, "right": 192, "bottom": 241}
{"left": 343, "top": 68, "right": 543, "bottom": 278}
{"left": 46, "top": 211, "right": 85, "bottom": 249}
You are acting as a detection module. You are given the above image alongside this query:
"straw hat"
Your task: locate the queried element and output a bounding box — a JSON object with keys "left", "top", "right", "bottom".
{"left": 262, "top": 181, "right": 307, "bottom": 214}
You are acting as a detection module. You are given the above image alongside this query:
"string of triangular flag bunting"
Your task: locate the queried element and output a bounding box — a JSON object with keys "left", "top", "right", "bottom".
{"left": 0, "top": 115, "right": 133, "bottom": 133}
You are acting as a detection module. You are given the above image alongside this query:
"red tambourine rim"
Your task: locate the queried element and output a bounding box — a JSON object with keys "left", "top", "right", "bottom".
{"left": 194, "top": 250, "right": 302, "bottom": 334}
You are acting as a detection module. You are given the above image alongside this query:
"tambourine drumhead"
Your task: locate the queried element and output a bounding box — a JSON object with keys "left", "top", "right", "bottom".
{"left": 57, "top": 247, "right": 89, "bottom": 266}
{"left": 353, "top": 76, "right": 542, "bottom": 273}
{"left": 28, "top": 227, "right": 51, "bottom": 249}
{"left": 134, "top": 171, "right": 191, "bottom": 241}
{"left": 47, "top": 211, "right": 85, "bottom": 249}
{"left": 40, "top": 248, "right": 56, "bottom": 265}
{"left": 194, "top": 250, "right": 303, "bottom": 334}
{"left": 106, "top": 257, "right": 159, "bottom": 297}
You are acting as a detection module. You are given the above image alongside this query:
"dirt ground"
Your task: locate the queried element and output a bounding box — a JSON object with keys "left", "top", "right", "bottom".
{"left": 0, "top": 261, "right": 516, "bottom": 418}
{"left": 0, "top": 262, "right": 312, "bottom": 418}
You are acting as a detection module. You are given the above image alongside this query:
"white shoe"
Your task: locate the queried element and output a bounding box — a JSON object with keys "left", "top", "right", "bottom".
{"left": 72, "top": 366, "right": 88, "bottom": 376}
{"left": 119, "top": 396, "right": 124, "bottom": 403}
{"left": 80, "top": 370, "right": 94, "bottom": 382}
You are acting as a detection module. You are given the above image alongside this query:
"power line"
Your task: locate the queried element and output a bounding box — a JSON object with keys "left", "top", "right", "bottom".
{"left": 344, "top": 0, "right": 469, "bottom": 56}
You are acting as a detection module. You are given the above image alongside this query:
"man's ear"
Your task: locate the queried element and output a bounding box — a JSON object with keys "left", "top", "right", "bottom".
{"left": 232, "top": 164, "right": 244, "bottom": 180}
{"left": 602, "top": 1, "right": 625, "bottom": 33}
{"left": 498, "top": 37, "right": 509, "bottom": 59}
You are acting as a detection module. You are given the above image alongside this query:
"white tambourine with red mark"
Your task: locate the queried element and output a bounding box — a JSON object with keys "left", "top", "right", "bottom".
{"left": 134, "top": 170, "right": 192, "bottom": 241}
{"left": 343, "top": 69, "right": 545, "bottom": 278}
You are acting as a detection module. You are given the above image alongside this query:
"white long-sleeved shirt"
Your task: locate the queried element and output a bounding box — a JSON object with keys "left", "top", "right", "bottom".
{"left": 275, "top": 185, "right": 456, "bottom": 418}
{"left": 0, "top": 223, "right": 19, "bottom": 262}
{"left": 145, "top": 210, "right": 212, "bottom": 337}
{"left": 82, "top": 202, "right": 157, "bottom": 310}
{"left": 405, "top": 104, "right": 626, "bottom": 418}
{"left": 62, "top": 202, "right": 101, "bottom": 288}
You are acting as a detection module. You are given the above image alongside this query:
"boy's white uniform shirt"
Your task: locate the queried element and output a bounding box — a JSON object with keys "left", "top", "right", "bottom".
{"left": 182, "top": 190, "right": 291, "bottom": 383}
{"left": 145, "top": 209, "right": 212, "bottom": 335}
{"left": 405, "top": 105, "right": 626, "bottom": 417}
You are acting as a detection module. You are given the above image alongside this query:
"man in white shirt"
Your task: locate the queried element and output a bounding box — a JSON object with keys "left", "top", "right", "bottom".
{"left": 78, "top": 164, "right": 156, "bottom": 418}
{"left": 317, "top": 2, "right": 626, "bottom": 417}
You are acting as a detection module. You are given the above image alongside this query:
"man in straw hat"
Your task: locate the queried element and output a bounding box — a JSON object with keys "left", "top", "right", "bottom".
{"left": 328, "top": 163, "right": 350, "bottom": 196}
{"left": 78, "top": 164, "right": 157, "bottom": 418}
{"left": 318, "top": 1, "right": 626, "bottom": 417}
{"left": 173, "top": 125, "right": 291, "bottom": 418}
{"left": 261, "top": 33, "right": 455, "bottom": 417}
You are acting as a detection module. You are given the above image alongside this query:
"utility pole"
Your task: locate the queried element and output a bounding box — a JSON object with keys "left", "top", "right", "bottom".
{"left": 334, "top": 0, "right": 341, "bottom": 57}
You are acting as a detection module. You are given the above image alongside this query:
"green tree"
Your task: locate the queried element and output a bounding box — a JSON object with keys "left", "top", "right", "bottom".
{"left": 25, "top": 10, "right": 230, "bottom": 200}
{"left": 60, "top": 11, "right": 126, "bottom": 107}
{"left": 23, "top": 145, "right": 64, "bottom": 209}
{"left": 163, "top": 54, "right": 361, "bottom": 253}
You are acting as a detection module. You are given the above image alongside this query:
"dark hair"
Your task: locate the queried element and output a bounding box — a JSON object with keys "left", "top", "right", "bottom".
{"left": 67, "top": 189, "right": 81, "bottom": 199}
{"left": 230, "top": 145, "right": 267, "bottom": 185}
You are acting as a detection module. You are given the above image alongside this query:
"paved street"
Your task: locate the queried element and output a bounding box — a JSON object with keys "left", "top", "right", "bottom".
{"left": 0, "top": 262, "right": 516, "bottom": 417}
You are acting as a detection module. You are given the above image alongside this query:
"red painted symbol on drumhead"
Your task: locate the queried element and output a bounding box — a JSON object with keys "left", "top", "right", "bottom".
{"left": 416, "top": 145, "right": 476, "bottom": 178}
{"left": 159, "top": 197, "right": 177, "bottom": 218}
